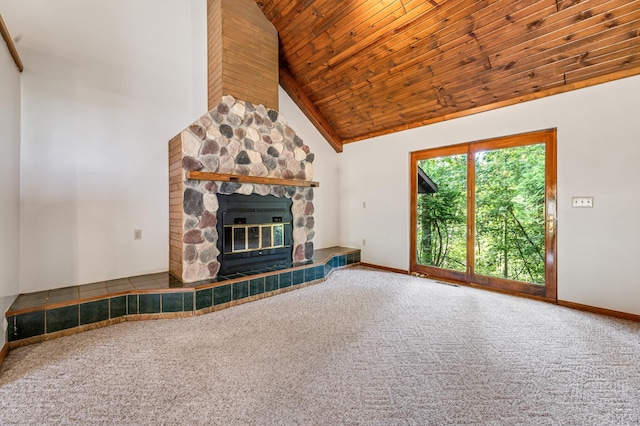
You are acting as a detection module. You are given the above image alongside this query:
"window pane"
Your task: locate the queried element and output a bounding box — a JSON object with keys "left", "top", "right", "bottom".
{"left": 262, "top": 226, "right": 272, "bottom": 248}
{"left": 248, "top": 226, "right": 260, "bottom": 250}
{"left": 273, "top": 225, "right": 284, "bottom": 247}
{"left": 416, "top": 154, "right": 467, "bottom": 272}
{"left": 233, "top": 228, "right": 246, "bottom": 252}
{"left": 224, "top": 227, "right": 233, "bottom": 253}
{"left": 474, "top": 144, "right": 545, "bottom": 285}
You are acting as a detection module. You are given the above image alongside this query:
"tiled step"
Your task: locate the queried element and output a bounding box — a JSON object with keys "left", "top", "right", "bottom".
{"left": 6, "top": 247, "right": 360, "bottom": 347}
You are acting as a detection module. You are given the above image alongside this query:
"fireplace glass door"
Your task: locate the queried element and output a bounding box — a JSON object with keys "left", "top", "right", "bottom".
{"left": 225, "top": 223, "right": 287, "bottom": 254}
{"left": 217, "top": 193, "right": 293, "bottom": 275}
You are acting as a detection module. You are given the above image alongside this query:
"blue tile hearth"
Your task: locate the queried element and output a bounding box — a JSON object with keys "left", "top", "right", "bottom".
{"left": 139, "top": 294, "right": 161, "bottom": 314}
{"left": 162, "top": 293, "right": 183, "bottom": 313}
{"left": 315, "top": 265, "right": 324, "bottom": 280}
{"left": 46, "top": 305, "right": 79, "bottom": 333}
{"left": 127, "top": 295, "right": 139, "bottom": 315}
{"left": 196, "top": 288, "right": 213, "bottom": 310}
{"left": 249, "top": 277, "right": 265, "bottom": 296}
{"left": 184, "top": 293, "right": 194, "bottom": 311}
{"left": 213, "top": 285, "right": 232, "bottom": 305}
{"left": 279, "top": 271, "right": 292, "bottom": 288}
{"left": 110, "top": 296, "right": 127, "bottom": 318}
{"left": 264, "top": 275, "right": 278, "bottom": 292}
{"left": 6, "top": 247, "right": 360, "bottom": 345}
{"left": 233, "top": 281, "right": 249, "bottom": 300}
{"left": 80, "top": 300, "right": 109, "bottom": 325}
{"left": 8, "top": 311, "right": 45, "bottom": 342}
{"left": 304, "top": 268, "right": 315, "bottom": 283}
{"left": 293, "top": 269, "right": 305, "bottom": 285}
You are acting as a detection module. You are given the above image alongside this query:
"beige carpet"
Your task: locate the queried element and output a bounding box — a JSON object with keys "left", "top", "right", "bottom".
{"left": 1, "top": 267, "right": 639, "bottom": 425}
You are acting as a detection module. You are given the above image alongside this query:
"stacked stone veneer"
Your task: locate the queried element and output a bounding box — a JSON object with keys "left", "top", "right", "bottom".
{"left": 169, "top": 96, "right": 316, "bottom": 283}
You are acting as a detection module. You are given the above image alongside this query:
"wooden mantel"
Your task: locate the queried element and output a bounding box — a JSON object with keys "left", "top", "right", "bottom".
{"left": 186, "top": 171, "right": 319, "bottom": 188}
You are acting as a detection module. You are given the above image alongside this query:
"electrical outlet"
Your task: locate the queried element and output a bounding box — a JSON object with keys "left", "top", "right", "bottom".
{"left": 363, "top": 201, "right": 366, "bottom": 208}
{"left": 572, "top": 197, "right": 593, "bottom": 208}
{"left": 134, "top": 229, "right": 142, "bottom": 240}
{"left": 362, "top": 239, "right": 366, "bottom": 246}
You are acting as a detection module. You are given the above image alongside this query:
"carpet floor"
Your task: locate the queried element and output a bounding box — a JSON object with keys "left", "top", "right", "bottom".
{"left": 1, "top": 267, "right": 639, "bottom": 425}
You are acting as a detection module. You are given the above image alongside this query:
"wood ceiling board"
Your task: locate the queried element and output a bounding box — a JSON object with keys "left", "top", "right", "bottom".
{"left": 330, "top": 41, "right": 620, "bottom": 137}
{"left": 565, "top": 50, "right": 640, "bottom": 83}
{"left": 488, "top": 28, "right": 640, "bottom": 88}
{"left": 430, "top": 16, "right": 640, "bottom": 86}
{"left": 320, "top": 58, "right": 488, "bottom": 114}
{"left": 271, "top": 0, "right": 335, "bottom": 38}
{"left": 255, "top": 0, "right": 640, "bottom": 145}
{"left": 309, "top": 0, "right": 546, "bottom": 105}
{"left": 282, "top": 1, "right": 412, "bottom": 84}
{"left": 281, "top": 0, "right": 407, "bottom": 52}
{"left": 284, "top": 0, "right": 389, "bottom": 57}
{"left": 325, "top": 69, "right": 628, "bottom": 139}
{"left": 487, "top": 1, "right": 640, "bottom": 69}
{"left": 384, "top": 6, "right": 636, "bottom": 112}
{"left": 294, "top": 1, "right": 438, "bottom": 80}
{"left": 319, "top": 1, "right": 438, "bottom": 66}
{"left": 341, "top": 65, "right": 640, "bottom": 143}
{"left": 556, "top": 0, "right": 581, "bottom": 12}
{"left": 271, "top": 1, "right": 349, "bottom": 61}
{"left": 439, "top": 19, "right": 640, "bottom": 97}
{"left": 255, "top": 0, "right": 304, "bottom": 27}
{"left": 301, "top": 0, "right": 501, "bottom": 82}
{"left": 284, "top": 0, "right": 480, "bottom": 103}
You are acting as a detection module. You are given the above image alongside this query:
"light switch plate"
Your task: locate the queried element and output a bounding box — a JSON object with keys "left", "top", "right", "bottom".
{"left": 572, "top": 197, "right": 593, "bottom": 208}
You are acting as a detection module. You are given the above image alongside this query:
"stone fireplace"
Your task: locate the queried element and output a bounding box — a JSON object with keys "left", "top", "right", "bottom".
{"left": 169, "top": 95, "right": 316, "bottom": 283}
{"left": 168, "top": 0, "right": 317, "bottom": 283}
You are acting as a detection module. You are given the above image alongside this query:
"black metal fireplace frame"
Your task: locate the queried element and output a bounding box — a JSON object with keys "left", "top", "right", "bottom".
{"left": 216, "top": 193, "right": 293, "bottom": 275}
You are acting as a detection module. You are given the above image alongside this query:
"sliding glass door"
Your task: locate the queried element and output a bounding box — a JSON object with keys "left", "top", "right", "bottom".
{"left": 410, "top": 130, "right": 557, "bottom": 299}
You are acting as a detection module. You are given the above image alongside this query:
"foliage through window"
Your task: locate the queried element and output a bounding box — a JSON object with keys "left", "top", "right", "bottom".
{"left": 411, "top": 129, "right": 556, "bottom": 299}
{"left": 474, "top": 144, "right": 545, "bottom": 284}
{"left": 417, "top": 154, "right": 467, "bottom": 272}
{"left": 416, "top": 144, "right": 545, "bottom": 285}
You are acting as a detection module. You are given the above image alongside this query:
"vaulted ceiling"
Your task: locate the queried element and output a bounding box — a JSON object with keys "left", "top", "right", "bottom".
{"left": 255, "top": 0, "right": 640, "bottom": 152}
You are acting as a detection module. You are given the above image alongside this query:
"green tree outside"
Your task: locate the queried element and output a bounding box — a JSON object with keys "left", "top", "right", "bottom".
{"left": 417, "top": 144, "right": 545, "bottom": 284}
{"left": 417, "top": 154, "right": 467, "bottom": 272}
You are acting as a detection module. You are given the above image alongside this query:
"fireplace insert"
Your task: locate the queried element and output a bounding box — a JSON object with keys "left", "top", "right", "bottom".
{"left": 216, "top": 193, "right": 293, "bottom": 275}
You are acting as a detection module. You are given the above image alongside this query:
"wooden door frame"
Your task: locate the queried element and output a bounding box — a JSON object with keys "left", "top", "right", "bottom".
{"left": 410, "top": 129, "right": 557, "bottom": 301}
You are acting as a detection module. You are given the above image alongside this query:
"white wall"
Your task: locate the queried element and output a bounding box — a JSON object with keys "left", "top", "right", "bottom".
{"left": 0, "top": 0, "right": 207, "bottom": 292}
{"left": 278, "top": 87, "right": 341, "bottom": 251}
{"left": 339, "top": 74, "right": 640, "bottom": 316}
{"left": 1, "top": 0, "right": 339, "bottom": 294}
{"left": 0, "top": 33, "right": 22, "bottom": 344}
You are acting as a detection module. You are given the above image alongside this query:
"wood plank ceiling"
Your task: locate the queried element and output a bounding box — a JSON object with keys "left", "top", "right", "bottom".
{"left": 254, "top": 0, "right": 640, "bottom": 152}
